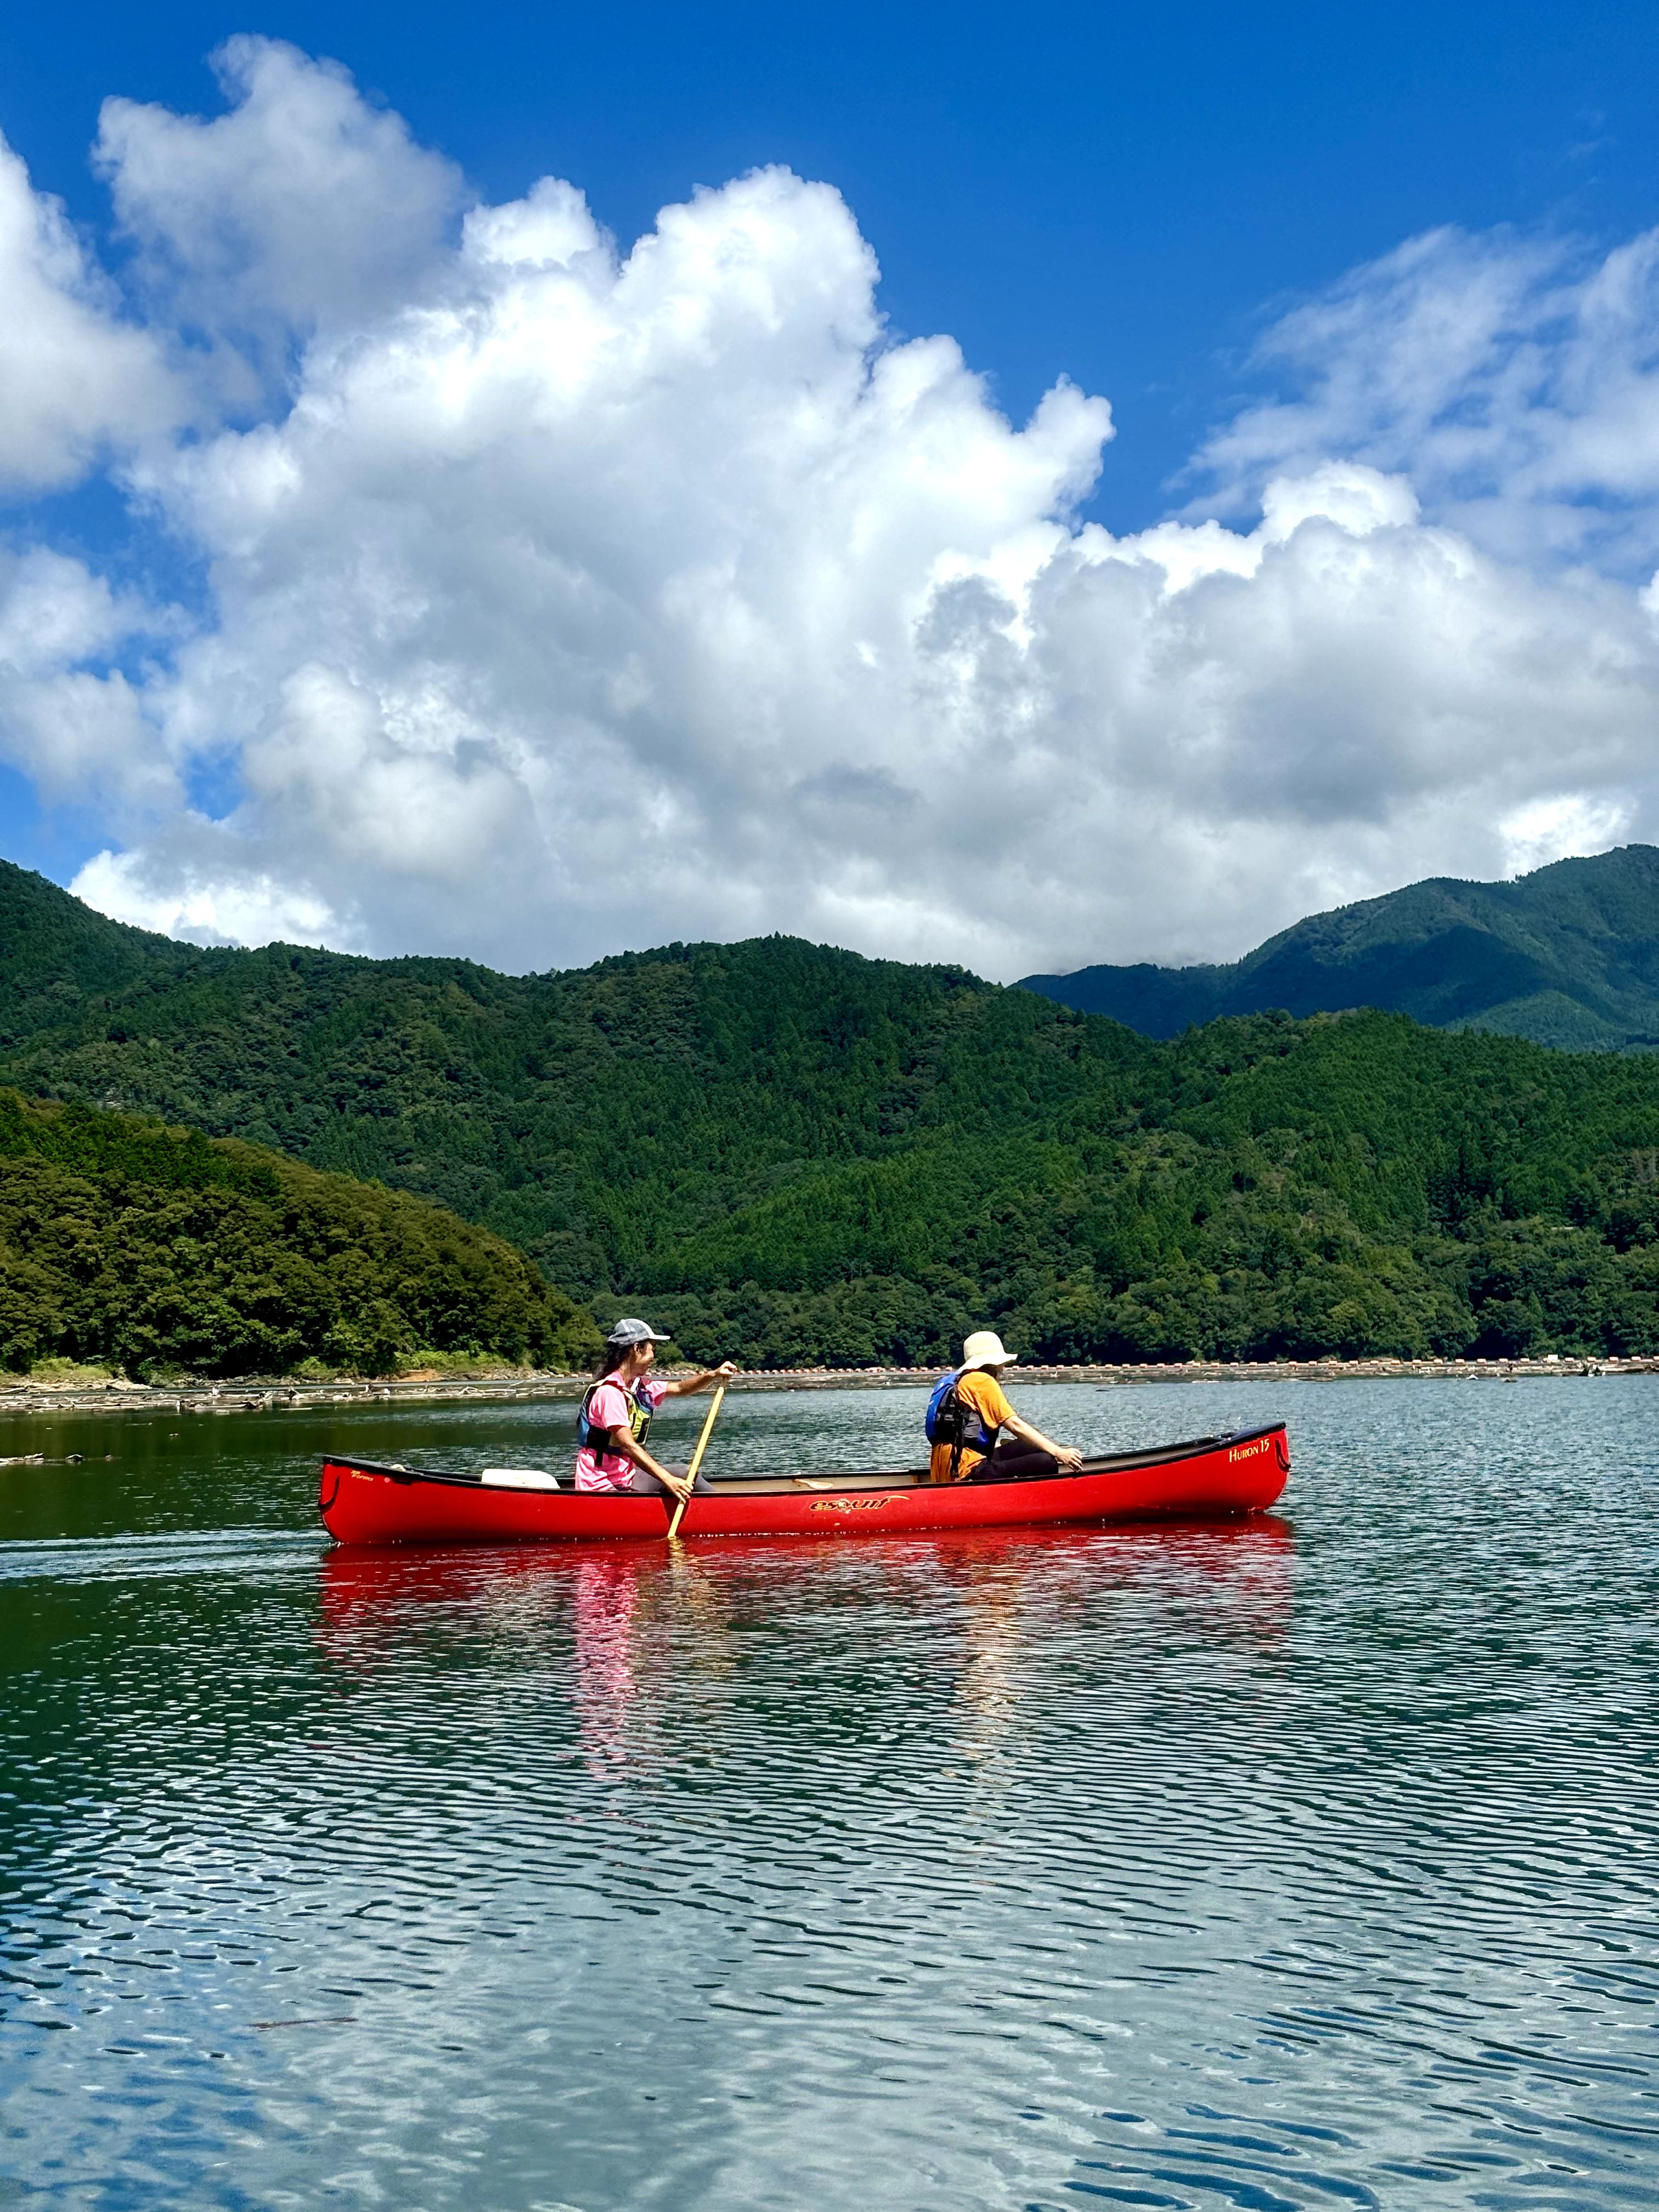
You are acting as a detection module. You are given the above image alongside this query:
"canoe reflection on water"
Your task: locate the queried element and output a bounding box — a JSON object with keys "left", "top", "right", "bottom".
{"left": 317, "top": 1517, "right": 1295, "bottom": 1776}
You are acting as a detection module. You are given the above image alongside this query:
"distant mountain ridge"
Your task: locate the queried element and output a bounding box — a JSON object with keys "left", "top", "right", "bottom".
{"left": 1019, "top": 847, "right": 1659, "bottom": 1051}
{"left": 2, "top": 855, "right": 1659, "bottom": 1367}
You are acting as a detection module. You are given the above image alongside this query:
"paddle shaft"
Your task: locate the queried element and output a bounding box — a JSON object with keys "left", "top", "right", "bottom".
{"left": 666, "top": 1385, "right": 725, "bottom": 1539}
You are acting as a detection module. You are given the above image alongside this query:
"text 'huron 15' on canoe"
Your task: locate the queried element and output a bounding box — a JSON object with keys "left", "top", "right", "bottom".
{"left": 318, "top": 1423, "right": 1290, "bottom": 1546}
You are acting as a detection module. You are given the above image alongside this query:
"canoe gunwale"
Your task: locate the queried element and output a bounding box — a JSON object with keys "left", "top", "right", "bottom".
{"left": 324, "top": 1422, "right": 1280, "bottom": 1498}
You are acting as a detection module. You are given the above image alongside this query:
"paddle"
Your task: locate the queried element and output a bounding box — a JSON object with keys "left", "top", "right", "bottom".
{"left": 666, "top": 1385, "right": 725, "bottom": 1541}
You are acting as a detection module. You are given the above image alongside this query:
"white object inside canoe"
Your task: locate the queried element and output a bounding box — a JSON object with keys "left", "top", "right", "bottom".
{"left": 479, "top": 1466, "right": 562, "bottom": 1490}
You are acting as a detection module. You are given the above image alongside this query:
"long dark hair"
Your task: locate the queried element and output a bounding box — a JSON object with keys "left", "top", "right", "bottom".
{"left": 591, "top": 1335, "right": 626, "bottom": 1379}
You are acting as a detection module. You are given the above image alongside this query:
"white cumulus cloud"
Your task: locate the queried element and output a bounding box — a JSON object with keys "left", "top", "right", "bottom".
{"left": 97, "top": 35, "right": 463, "bottom": 400}
{"left": 1, "top": 41, "right": 1657, "bottom": 976}
{"left": 0, "top": 548, "right": 179, "bottom": 812}
{"left": 0, "top": 133, "right": 179, "bottom": 490}
{"left": 1191, "top": 224, "right": 1659, "bottom": 576}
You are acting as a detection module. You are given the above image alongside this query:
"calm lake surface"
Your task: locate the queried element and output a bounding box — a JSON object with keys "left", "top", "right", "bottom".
{"left": 2, "top": 1378, "right": 1656, "bottom": 2210}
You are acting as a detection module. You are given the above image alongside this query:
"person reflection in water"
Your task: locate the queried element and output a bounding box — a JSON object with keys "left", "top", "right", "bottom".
{"left": 573, "top": 1318, "right": 737, "bottom": 1503}
{"left": 571, "top": 1550, "right": 646, "bottom": 1780}
{"left": 928, "top": 1331, "right": 1084, "bottom": 1484}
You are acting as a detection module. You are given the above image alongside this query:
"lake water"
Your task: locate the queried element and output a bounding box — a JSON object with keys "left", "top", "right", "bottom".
{"left": 2, "top": 1378, "right": 1657, "bottom": 2210}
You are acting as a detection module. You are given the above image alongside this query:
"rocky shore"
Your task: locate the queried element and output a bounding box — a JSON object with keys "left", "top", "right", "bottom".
{"left": 0, "top": 1351, "right": 1652, "bottom": 1422}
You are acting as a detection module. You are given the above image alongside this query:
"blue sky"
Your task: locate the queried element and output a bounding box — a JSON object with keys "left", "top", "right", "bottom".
{"left": 2, "top": 3, "right": 1658, "bottom": 974}
{"left": 10, "top": 0, "right": 1658, "bottom": 528}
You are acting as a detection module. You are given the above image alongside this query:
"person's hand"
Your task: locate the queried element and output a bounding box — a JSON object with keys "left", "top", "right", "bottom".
{"left": 1056, "top": 1446, "right": 1085, "bottom": 1474}
{"left": 661, "top": 1470, "right": 693, "bottom": 1503}
{"left": 711, "top": 1361, "right": 739, "bottom": 1383}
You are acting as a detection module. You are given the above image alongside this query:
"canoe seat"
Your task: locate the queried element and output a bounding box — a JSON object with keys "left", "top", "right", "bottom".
{"left": 479, "top": 1466, "right": 562, "bottom": 1490}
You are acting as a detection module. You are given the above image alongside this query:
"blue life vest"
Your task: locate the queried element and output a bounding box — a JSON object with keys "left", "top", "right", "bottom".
{"left": 577, "top": 1374, "right": 656, "bottom": 1476}
{"left": 926, "top": 1371, "right": 1001, "bottom": 1474}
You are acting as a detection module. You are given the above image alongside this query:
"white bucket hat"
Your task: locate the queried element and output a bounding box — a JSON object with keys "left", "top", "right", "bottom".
{"left": 961, "top": 1330, "right": 1017, "bottom": 1371}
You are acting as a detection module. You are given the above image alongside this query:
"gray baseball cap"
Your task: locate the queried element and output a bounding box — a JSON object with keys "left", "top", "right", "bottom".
{"left": 605, "top": 1317, "right": 671, "bottom": 1347}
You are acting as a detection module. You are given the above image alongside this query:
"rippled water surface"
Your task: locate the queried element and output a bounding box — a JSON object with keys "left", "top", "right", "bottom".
{"left": 3, "top": 1379, "right": 1657, "bottom": 2209}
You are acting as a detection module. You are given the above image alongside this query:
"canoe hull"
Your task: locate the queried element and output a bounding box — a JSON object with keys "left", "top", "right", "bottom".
{"left": 318, "top": 1423, "right": 1289, "bottom": 1546}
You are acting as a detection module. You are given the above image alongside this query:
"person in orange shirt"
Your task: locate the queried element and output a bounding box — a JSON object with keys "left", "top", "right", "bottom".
{"left": 928, "top": 1331, "right": 1085, "bottom": 1485}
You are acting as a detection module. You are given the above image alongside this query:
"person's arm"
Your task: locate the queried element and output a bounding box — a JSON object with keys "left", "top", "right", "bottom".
{"left": 1002, "top": 1409, "right": 1084, "bottom": 1472}
{"left": 601, "top": 1424, "right": 693, "bottom": 1501}
{"left": 662, "top": 1361, "right": 738, "bottom": 1398}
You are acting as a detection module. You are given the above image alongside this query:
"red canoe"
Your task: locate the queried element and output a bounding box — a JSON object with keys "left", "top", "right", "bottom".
{"left": 318, "top": 1422, "right": 1290, "bottom": 1545}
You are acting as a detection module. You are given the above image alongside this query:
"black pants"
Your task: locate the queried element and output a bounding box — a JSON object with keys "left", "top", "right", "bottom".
{"left": 622, "top": 1461, "right": 716, "bottom": 1498}
{"left": 966, "top": 1444, "right": 1059, "bottom": 1484}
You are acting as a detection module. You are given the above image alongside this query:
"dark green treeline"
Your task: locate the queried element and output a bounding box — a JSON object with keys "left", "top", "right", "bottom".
{"left": 3, "top": 860, "right": 1658, "bottom": 1367}
{"left": 0, "top": 1090, "right": 598, "bottom": 1378}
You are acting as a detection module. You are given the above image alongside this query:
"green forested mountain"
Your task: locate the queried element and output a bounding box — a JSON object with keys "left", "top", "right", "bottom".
{"left": 1020, "top": 845, "right": 1659, "bottom": 1051}
{"left": 0, "top": 1089, "right": 597, "bottom": 1378}
{"left": 3, "top": 859, "right": 1658, "bottom": 1365}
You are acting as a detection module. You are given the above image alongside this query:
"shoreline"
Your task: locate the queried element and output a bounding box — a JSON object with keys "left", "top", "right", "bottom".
{"left": 1, "top": 1351, "right": 1654, "bottom": 1422}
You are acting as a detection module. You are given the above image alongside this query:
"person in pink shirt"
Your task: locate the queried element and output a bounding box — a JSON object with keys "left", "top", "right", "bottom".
{"left": 573, "top": 1318, "right": 737, "bottom": 1503}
